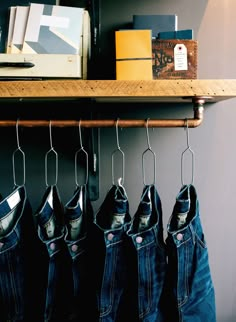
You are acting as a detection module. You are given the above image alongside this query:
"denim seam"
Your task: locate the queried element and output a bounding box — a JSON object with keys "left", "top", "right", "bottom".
{"left": 139, "top": 246, "right": 152, "bottom": 318}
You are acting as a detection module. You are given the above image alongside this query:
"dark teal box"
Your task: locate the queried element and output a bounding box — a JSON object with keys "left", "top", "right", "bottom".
{"left": 158, "top": 29, "right": 193, "bottom": 40}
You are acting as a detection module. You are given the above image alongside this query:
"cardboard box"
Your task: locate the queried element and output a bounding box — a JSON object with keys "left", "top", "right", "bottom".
{"left": 115, "top": 30, "right": 153, "bottom": 80}
{"left": 152, "top": 39, "right": 198, "bottom": 79}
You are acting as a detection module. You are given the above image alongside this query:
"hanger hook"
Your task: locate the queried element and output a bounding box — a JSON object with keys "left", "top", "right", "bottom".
{"left": 112, "top": 118, "right": 125, "bottom": 186}
{"left": 142, "top": 118, "right": 156, "bottom": 185}
{"left": 16, "top": 118, "right": 20, "bottom": 149}
{"left": 49, "top": 120, "right": 53, "bottom": 149}
{"left": 12, "top": 118, "right": 26, "bottom": 187}
{"left": 45, "top": 120, "right": 58, "bottom": 186}
{"left": 181, "top": 118, "right": 194, "bottom": 186}
{"left": 185, "top": 118, "right": 190, "bottom": 148}
{"left": 75, "top": 119, "right": 88, "bottom": 186}
{"left": 116, "top": 118, "right": 121, "bottom": 149}
{"left": 78, "top": 119, "right": 83, "bottom": 149}
{"left": 145, "top": 118, "right": 151, "bottom": 149}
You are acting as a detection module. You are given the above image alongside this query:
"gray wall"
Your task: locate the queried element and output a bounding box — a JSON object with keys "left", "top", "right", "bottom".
{"left": 0, "top": 1, "right": 235, "bottom": 321}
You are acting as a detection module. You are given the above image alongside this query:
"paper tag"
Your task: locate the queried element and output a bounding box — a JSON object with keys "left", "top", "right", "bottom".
{"left": 45, "top": 216, "right": 55, "bottom": 238}
{"left": 174, "top": 44, "right": 188, "bottom": 70}
{"left": 110, "top": 213, "right": 125, "bottom": 229}
{"left": 138, "top": 215, "right": 151, "bottom": 232}
{"left": 70, "top": 216, "right": 83, "bottom": 240}
{"left": 177, "top": 212, "right": 188, "bottom": 228}
{"left": 7, "top": 190, "right": 21, "bottom": 210}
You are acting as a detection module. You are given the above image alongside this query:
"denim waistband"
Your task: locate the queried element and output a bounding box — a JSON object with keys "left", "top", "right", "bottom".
{"left": 0, "top": 186, "right": 27, "bottom": 253}
{"left": 127, "top": 184, "right": 164, "bottom": 243}
{"left": 64, "top": 185, "right": 93, "bottom": 260}
{"left": 36, "top": 185, "right": 65, "bottom": 257}
{"left": 167, "top": 184, "right": 203, "bottom": 246}
{"left": 94, "top": 184, "right": 131, "bottom": 232}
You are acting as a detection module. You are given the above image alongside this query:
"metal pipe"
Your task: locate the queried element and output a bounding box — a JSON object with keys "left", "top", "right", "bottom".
{"left": 0, "top": 100, "right": 204, "bottom": 128}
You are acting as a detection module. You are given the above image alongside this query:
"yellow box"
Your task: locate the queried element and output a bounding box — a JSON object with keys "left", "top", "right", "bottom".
{"left": 115, "top": 30, "right": 153, "bottom": 80}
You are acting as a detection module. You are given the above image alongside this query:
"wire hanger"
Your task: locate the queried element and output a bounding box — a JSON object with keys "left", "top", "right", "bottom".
{"left": 181, "top": 118, "right": 195, "bottom": 186}
{"left": 142, "top": 118, "right": 156, "bottom": 185}
{"left": 111, "top": 118, "right": 125, "bottom": 186}
{"left": 12, "top": 119, "right": 26, "bottom": 187}
{"left": 45, "top": 120, "right": 58, "bottom": 187}
{"left": 75, "top": 119, "right": 89, "bottom": 187}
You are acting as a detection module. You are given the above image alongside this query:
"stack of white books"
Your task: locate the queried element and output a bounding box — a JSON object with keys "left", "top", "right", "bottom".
{"left": 0, "top": 2, "right": 90, "bottom": 79}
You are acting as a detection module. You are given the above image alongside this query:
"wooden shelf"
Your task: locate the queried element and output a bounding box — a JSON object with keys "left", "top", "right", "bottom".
{"left": 0, "top": 79, "right": 236, "bottom": 103}
{"left": 0, "top": 79, "right": 234, "bottom": 128}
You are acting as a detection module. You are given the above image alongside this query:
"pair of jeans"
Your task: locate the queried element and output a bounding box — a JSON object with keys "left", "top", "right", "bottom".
{"left": 0, "top": 185, "right": 40, "bottom": 322}
{"left": 35, "top": 185, "right": 71, "bottom": 322}
{"left": 164, "top": 184, "right": 216, "bottom": 322}
{"left": 90, "top": 184, "right": 132, "bottom": 322}
{"left": 64, "top": 184, "right": 96, "bottom": 321}
{"left": 123, "top": 184, "right": 167, "bottom": 322}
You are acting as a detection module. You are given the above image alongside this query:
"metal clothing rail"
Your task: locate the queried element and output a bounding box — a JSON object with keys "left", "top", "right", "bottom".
{"left": 0, "top": 99, "right": 204, "bottom": 128}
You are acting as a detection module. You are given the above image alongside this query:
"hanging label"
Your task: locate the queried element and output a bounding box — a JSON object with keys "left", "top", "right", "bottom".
{"left": 174, "top": 44, "right": 188, "bottom": 70}
{"left": 7, "top": 190, "right": 21, "bottom": 209}
{"left": 48, "top": 188, "right": 53, "bottom": 208}
{"left": 45, "top": 216, "right": 55, "bottom": 238}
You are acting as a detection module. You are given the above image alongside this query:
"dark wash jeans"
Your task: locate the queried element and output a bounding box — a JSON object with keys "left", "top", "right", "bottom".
{"left": 64, "top": 184, "right": 96, "bottom": 321}
{"left": 164, "top": 184, "right": 216, "bottom": 322}
{"left": 0, "top": 185, "right": 40, "bottom": 322}
{"left": 35, "top": 185, "right": 71, "bottom": 322}
{"left": 90, "top": 184, "right": 132, "bottom": 322}
{"left": 122, "top": 184, "right": 167, "bottom": 322}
